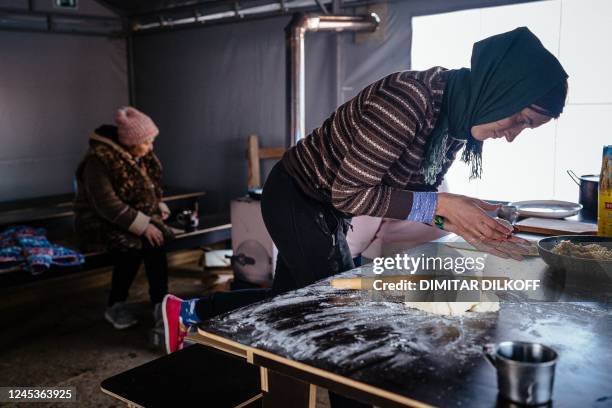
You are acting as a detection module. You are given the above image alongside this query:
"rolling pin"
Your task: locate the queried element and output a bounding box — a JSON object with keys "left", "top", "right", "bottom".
{"left": 330, "top": 275, "right": 509, "bottom": 290}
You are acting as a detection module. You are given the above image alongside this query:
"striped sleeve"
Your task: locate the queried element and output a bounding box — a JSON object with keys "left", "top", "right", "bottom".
{"left": 330, "top": 73, "right": 431, "bottom": 219}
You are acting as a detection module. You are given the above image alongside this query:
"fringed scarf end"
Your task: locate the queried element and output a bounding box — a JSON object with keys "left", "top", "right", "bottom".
{"left": 461, "top": 138, "right": 484, "bottom": 180}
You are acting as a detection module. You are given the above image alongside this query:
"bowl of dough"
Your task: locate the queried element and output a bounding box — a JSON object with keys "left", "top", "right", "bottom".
{"left": 537, "top": 235, "right": 612, "bottom": 278}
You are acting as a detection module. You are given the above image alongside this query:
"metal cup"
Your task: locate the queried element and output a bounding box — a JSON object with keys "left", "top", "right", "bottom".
{"left": 177, "top": 210, "right": 199, "bottom": 231}
{"left": 483, "top": 341, "right": 558, "bottom": 406}
{"left": 498, "top": 205, "right": 520, "bottom": 224}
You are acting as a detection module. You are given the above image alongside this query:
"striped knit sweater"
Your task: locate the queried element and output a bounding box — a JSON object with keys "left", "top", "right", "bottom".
{"left": 282, "top": 66, "right": 466, "bottom": 220}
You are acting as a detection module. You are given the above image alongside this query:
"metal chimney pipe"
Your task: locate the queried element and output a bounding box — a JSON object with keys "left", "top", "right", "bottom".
{"left": 285, "top": 12, "right": 380, "bottom": 148}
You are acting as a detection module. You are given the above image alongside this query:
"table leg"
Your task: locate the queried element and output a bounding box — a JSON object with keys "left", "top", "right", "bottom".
{"left": 261, "top": 368, "right": 313, "bottom": 408}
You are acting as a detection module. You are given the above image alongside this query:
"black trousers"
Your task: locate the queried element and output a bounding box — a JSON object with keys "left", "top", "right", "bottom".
{"left": 195, "top": 160, "right": 354, "bottom": 316}
{"left": 108, "top": 241, "right": 169, "bottom": 307}
{"left": 195, "top": 161, "right": 368, "bottom": 408}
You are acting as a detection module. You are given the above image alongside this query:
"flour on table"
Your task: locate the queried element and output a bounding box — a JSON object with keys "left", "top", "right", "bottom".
{"left": 444, "top": 240, "right": 539, "bottom": 256}
{"left": 404, "top": 299, "right": 500, "bottom": 316}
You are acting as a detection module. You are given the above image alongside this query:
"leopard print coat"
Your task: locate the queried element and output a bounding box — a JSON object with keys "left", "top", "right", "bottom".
{"left": 74, "top": 131, "right": 173, "bottom": 252}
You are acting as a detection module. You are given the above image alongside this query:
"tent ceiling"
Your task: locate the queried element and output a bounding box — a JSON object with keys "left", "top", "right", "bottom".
{"left": 100, "top": 1, "right": 211, "bottom": 16}
{"left": 0, "top": 0, "right": 356, "bottom": 35}
{"left": 100, "top": 0, "right": 319, "bottom": 17}
{"left": 104, "top": 0, "right": 366, "bottom": 32}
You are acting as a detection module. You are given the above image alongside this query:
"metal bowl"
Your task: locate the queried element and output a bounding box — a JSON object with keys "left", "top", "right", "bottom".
{"left": 537, "top": 235, "right": 612, "bottom": 277}
{"left": 247, "top": 188, "right": 263, "bottom": 200}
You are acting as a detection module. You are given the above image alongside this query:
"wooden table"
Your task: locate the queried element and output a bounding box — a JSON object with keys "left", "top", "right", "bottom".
{"left": 190, "top": 241, "right": 612, "bottom": 407}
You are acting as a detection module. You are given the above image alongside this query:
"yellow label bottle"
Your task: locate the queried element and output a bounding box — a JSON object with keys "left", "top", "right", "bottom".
{"left": 599, "top": 145, "right": 612, "bottom": 237}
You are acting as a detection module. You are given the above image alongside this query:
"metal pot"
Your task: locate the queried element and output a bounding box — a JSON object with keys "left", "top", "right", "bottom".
{"left": 567, "top": 170, "right": 599, "bottom": 221}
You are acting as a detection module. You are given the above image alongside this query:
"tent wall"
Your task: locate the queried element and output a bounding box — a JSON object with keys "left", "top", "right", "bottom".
{"left": 338, "top": 0, "right": 537, "bottom": 101}
{"left": 133, "top": 17, "right": 335, "bottom": 212}
{"left": 0, "top": 32, "right": 128, "bottom": 202}
{"left": 133, "top": 0, "right": 533, "bottom": 213}
{"left": 0, "top": 0, "right": 537, "bottom": 205}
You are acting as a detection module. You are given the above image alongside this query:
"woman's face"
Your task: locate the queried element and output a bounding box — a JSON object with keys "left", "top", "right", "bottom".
{"left": 471, "top": 107, "right": 552, "bottom": 142}
{"left": 129, "top": 140, "right": 154, "bottom": 158}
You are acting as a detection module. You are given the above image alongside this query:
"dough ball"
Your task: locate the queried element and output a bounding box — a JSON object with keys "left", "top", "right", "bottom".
{"left": 469, "top": 302, "right": 500, "bottom": 313}
{"left": 404, "top": 301, "right": 500, "bottom": 316}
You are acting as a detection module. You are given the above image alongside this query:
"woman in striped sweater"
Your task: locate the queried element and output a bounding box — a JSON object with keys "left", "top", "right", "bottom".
{"left": 162, "top": 27, "right": 568, "bottom": 366}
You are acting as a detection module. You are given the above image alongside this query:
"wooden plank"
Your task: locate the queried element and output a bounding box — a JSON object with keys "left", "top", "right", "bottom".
{"left": 0, "top": 249, "right": 216, "bottom": 314}
{"left": 246, "top": 134, "right": 284, "bottom": 189}
{"left": 0, "top": 193, "right": 74, "bottom": 212}
{"left": 308, "top": 384, "right": 317, "bottom": 408}
{"left": 100, "top": 387, "right": 145, "bottom": 408}
{"left": 259, "top": 147, "right": 285, "bottom": 160}
{"left": 174, "top": 223, "right": 231, "bottom": 239}
{"left": 0, "top": 265, "right": 27, "bottom": 276}
{"left": 235, "top": 393, "right": 264, "bottom": 408}
{"left": 0, "top": 208, "right": 73, "bottom": 227}
{"left": 515, "top": 217, "right": 598, "bottom": 235}
{"left": 0, "top": 187, "right": 205, "bottom": 227}
{"left": 0, "top": 188, "right": 204, "bottom": 214}
{"left": 0, "top": 243, "right": 196, "bottom": 279}
{"left": 162, "top": 190, "right": 206, "bottom": 202}
{"left": 248, "top": 134, "right": 261, "bottom": 189}
{"left": 260, "top": 367, "right": 269, "bottom": 392}
{"left": 0, "top": 265, "right": 112, "bottom": 307}
{"left": 330, "top": 274, "right": 510, "bottom": 290}
{"left": 187, "top": 333, "right": 249, "bottom": 359}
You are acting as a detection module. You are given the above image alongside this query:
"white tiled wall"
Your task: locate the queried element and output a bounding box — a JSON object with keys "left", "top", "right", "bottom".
{"left": 559, "top": 0, "right": 612, "bottom": 104}
{"left": 479, "top": 120, "right": 557, "bottom": 202}
{"left": 443, "top": 156, "right": 480, "bottom": 198}
{"left": 412, "top": 0, "right": 611, "bottom": 202}
{"left": 412, "top": 9, "right": 480, "bottom": 70}
{"left": 480, "top": 0, "right": 561, "bottom": 57}
{"left": 554, "top": 104, "right": 612, "bottom": 200}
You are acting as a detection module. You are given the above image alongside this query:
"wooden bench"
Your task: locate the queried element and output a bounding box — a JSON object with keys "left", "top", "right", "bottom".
{"left": 101, "top": 344, "right": 262, "bottom": 408}
{"left": 0, "top": 189, "right": 231, "bottom": 291}
{"left": 0, "top": 187, "right": 206, "bottom": 229}
{"left": 0, "top": 212, "right": 231, "bottom": 289}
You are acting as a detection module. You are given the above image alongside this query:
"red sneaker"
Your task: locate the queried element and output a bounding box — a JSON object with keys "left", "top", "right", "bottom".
{"left": 162, "top": 294, "right": 189, "bottom": 354}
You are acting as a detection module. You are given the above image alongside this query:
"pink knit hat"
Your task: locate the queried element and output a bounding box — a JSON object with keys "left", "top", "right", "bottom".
{"left": 115, "top": 107, "right": 159, "bottom": 146}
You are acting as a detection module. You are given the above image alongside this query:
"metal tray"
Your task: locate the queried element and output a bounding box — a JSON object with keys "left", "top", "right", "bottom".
{"left": 509, "top": 200, "right": 582, "bottom": 219}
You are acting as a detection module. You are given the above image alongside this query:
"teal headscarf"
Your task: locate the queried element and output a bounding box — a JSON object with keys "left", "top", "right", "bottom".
{"left": 422, "top": 27, "right": 569, "bottom": 184}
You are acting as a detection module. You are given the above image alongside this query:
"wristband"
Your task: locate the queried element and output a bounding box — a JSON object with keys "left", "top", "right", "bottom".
{"left": 433, "top": 215, "right": 445, "bottom": 230}
{"left": 406, "top": 192, "right": 438, "bottom": 224}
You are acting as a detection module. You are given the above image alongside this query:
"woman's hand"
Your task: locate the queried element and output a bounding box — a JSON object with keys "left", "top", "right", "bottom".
{"left": 436, "top": 193, "right": 530, "bottom": 259}
{"left": 443, "top": 218, "right": 532, "bottom": 260}
{"left": 437, "top": 193, "right": 511, "bottom": 239}
{"left": 144, "top": 224, "right": 164, "bottom": 247}
{"left": 159, "top": 203, "right": 171, "bottom": 221}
